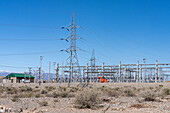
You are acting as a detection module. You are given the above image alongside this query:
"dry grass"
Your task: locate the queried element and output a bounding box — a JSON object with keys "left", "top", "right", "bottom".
{"left": 130, "top": 103, "right": 154, "bottom": 108}
{"left": 74, "top": 88, "right": 102, "bottom": 109}
{"left": 39, "top": 100, "right": 48, "bottom": 106}
{"left": 140, "top": 89, "right": 161, "bottom": 101}
{"left": 162, "top": 88, "right": 170, "bottom": 95}
{"left": 123, "top": 87, "right": 136, "bottom": 97}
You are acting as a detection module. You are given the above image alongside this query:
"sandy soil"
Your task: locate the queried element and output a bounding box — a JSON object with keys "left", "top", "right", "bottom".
{"left": 0, "top": 83, "right": 170, "bottom": 113}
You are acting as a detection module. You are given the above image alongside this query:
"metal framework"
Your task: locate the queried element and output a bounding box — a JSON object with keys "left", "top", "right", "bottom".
{"left": 89, "top": 49, "right": 96, "bottom": 82}
{"left": 56, "top": 60, "right": 170, "bottom": 83}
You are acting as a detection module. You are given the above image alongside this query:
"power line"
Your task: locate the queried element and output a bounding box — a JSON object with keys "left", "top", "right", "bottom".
{"left": 0, "top": 38, "right": 61, "bottom": 41}
{"left": 0, "top": 51, "right": 59, "bottom": 56}
{"left": 0, "top": 65, "right": 38, "bottom": 69}
{"left": 0, "top": 23, "right": 60, "bottom": 29}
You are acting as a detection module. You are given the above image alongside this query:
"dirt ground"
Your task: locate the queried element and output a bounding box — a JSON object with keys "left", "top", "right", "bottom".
{"left": 0, "top": 83, "right": 170, "bottom": 113}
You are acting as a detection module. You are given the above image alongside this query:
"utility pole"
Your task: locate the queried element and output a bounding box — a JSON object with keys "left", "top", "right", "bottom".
{"left": 90, "top": 49, "right": 95, "bottom": 82}
{"left": 62, "top": 61, "right": 64, "bottom": 83}
{"left": 61, "top": 12, "right": 82, "bottom": 85}
{"left": 33, "top": 70, "right": 35, "bottom": 83}
{"left": 38, "top": 67, "right": 41, "bottom": 86}
{"left": 137, "top": 61, "right": 139, "bottom": 83}
{"left": 28, "top": 67, "right": 32, "bottom": 83}
{"left": 49, "top": 62, "right": 51, "bottom": 83}
{"left": 40, "top": 56, "right": 44, "bottom": 83}
{"left": 119, "top": 61, "right": 121, "bottom": 82}
{"left": 53, "top": 62, "right": 56, "bottom": 82}
{"left": 24, "top": 72, "right": 26, "bottom": 83}
{"left": 143, "top": 58, "right": 146, "bottom": 83}
{"left": 42, "top": 70, "right": 44, "bottom": 83}
{"left": 56, "top": 63, "right": 59, "bottom": 83}
{"left": 155, "top": 60, "right": 158, "bottom": 83}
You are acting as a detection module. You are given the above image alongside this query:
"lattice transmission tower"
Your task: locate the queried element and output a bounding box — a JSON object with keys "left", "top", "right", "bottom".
{"left": 61, "top": 12, "right": 81, "bottom": 83}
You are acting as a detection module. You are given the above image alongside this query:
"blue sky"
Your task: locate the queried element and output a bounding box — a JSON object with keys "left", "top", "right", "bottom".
{"left": 0, "top": 0, "right": 170, "bottom": 73}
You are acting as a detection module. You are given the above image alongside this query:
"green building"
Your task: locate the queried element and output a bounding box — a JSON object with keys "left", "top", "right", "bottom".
{"left": 3, "top": 73, "right": 34, "bottom": 83}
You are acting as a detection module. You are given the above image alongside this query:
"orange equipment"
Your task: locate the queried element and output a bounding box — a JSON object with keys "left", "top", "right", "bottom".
{"left": 97, "top": 76, "right": 107, "bottom": 83}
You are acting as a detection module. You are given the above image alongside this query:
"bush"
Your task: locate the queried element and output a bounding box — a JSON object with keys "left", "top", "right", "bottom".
{"left": 5, "top": 87, "right": 18, "bottom": 94}
{"left": 19, "top": 86, "right": 32, "bottom": 92}
{"left": 58, "top": 86, "right": 67, "bottom": 92}
{"left": 35, "top": 93, "right": 41, "bottom": 98}
{"left": 52, "top": 91, "right": 69, "bottom": 98}
{"left": 141, "top": 90, "right": 157, "bottom": 101}
{"left": 35, "top": 86, "right": 39, "bottom": 88}
{"left": 107, "top": 89, "right": 121, "bottom": 97}
{"left": 11, "top": 98, "right": 20, "bottom": 102}
{"left": 123, "top": 88, "right": 136, "bottom": 97}
{"left": 41, "top": 90, "right": 48, "bottom": 94}
{"left": 17, "top": 93, "right": 33, "bottom": 98}
{"left": 74, "top": 88, "right": 102, "bottom": 109}
{"left": 45, "top": 86, "right": 56, "bottom": 91}
{"left": 162, "top": 88, "right": 170, "bottom": 95}
{"left": 54, "top": 99, "right": 59, "bottom": 102}
{"left": 52, "top": 92, "right": 60, "bottom": 98}
{"left": 68, "top": 87, "right": 79, "bottom": 93}
{"left": 39, "top": 100, "right": 48, "bottom": 106}
{"left": 11, "top": 96, "right": 20, "bottom": 102}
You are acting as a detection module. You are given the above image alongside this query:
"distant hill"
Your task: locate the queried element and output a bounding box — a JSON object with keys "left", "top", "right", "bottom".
{"left": 0, "top": 71, "right": 10, "bottom": 76}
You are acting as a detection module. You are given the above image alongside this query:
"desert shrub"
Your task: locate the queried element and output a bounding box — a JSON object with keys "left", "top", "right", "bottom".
{"left": 52, "top": 90, "right": 70, "bottom": 98}
{"left": 5, "top": 87, "right": 13, "bottom": 91}
{"left": 162, "top": 88, "right": 170, "bottom": 95}
{"left": 54, "top": 99, "right": 59, "bottom": 102}
{"left": 11, "top": 95, "right": 20, "bottom": 102}
{"left": 123, "top": 88, "right": 136, "bottom": 97}
{"left": 67, "top": 92, "right": 75, "bottom": 98}
{"left": 97, "top": 86, "right": 122, "bottom": 97}
{"left": 52, "top": 92, "right": 60, "bottom": 98}
{"left": 39, "top": 100, "right": 48, "bottom": 106}
{"left": 114, "top": 87, "right": 120, "bottom": 91}
{"left": 34, "top": 89, "right": 40, "bottom": 92}
{"left": 159, "top": 85, "right": 163, "bottom": 88}
{"left": 141, "top": 90, "right": 157, "bottom": 101}
{"left": 148, "top": 87, "right": 154, "bottom": 90}
{"left": 58, "top": 91, "right": 69, "bottom": 98}
{"left": 45, "top": 92, "right": 53, "bottom": 97}
{"left": 17, "top": 93, "right": 33, "bottom": 98}
{"left": 97, "top": 86, "right": 110, "bottom": 93}
{"left": 45, "top": 86, "right": 56, "bottom": 91}
{"left": 11, "top": 98, "right": 20, "bottom": 102}
{"left": 106, "top": 89, "right": 122, "bottom": 97}
{"left": 0, "top": 94, "right": 7, "bottom": 98}
{"left": 7, "top": 90, "right": 16, "bottom": 94}
{"left": 58, "top": 86, "right": 67, "bottom": 91}
{"left": 5, "top": 87, "right": 18, "bottom": 94}
{"left": 0, "top": 88, "right": 4, "bottom": 93}
{"left": 74, "top": 88, "right": 102, "bottom": 109}
{"left": 41, "top": 89, "right": 48, "bottom": 94}
{"left": 35, "top": 86, "right": 39, "bottom": 88}
{"left": 35, "top": 93, "right": 41, "bottom": 98}
{"left": 13, "top": 95, "right": 19, "bottom": 98}
{"left": 19, "top": 86, "right": 32, "bottom": 92}
{"left": 68, "top": 87, "right": 79, "bottom": 93}
{"left": 130, "top": 103, "right": 152, "bottom": 108}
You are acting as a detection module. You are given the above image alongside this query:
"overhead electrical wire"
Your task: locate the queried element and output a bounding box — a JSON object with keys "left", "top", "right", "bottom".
{"left": 0, "top": 23, "right": 60, "bottom": 29}
{"left": 0, "top": 38, "right": 61, "bottom": 41}
{"left": 0, "top": 51, "right": 59, "bottom": 56}
{"left": 0, "top": 65, "right": 38, "bottom": 69}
